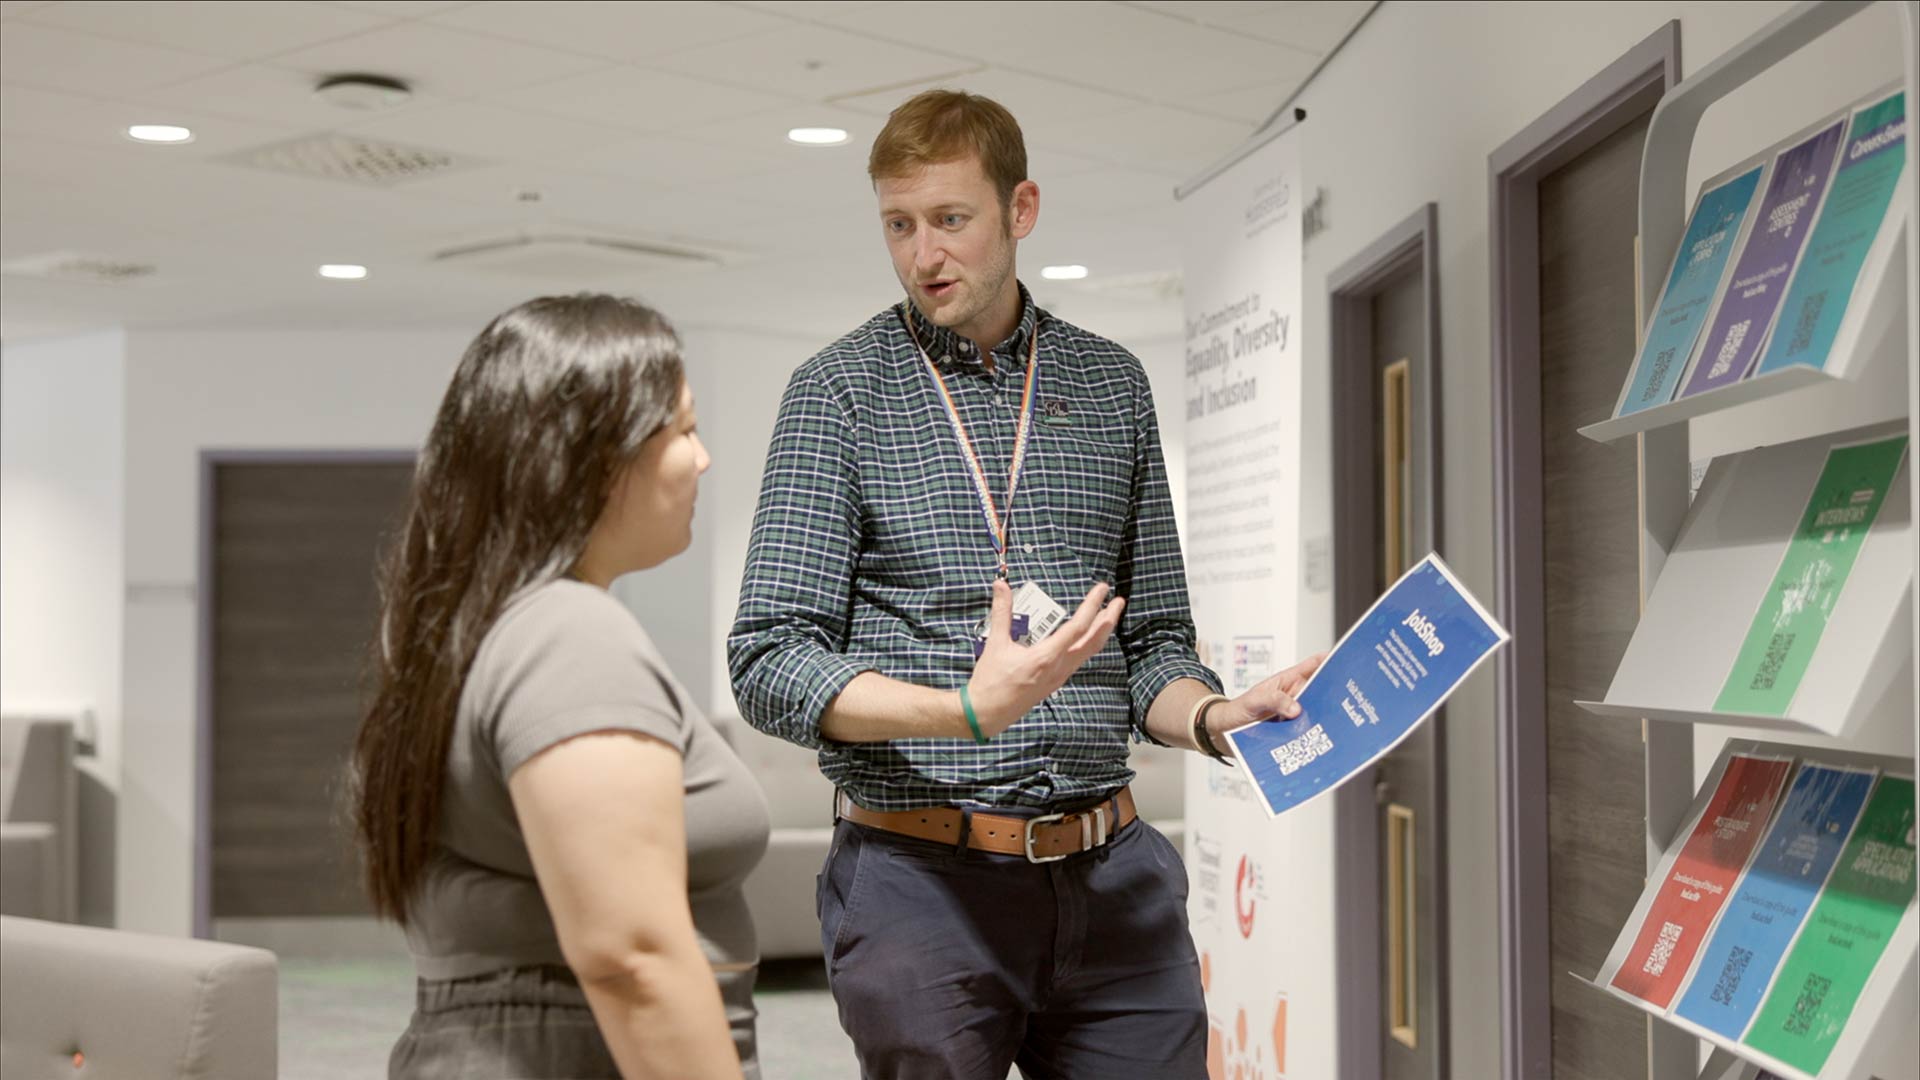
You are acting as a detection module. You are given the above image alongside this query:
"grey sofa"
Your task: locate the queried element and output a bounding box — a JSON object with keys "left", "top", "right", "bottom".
{"left": 720, "top": 709, "right": 1188, "bottom": 959}
{"left": 0, "top": 715, "right": 77, "bottom": 922}
{"left": 0, "top": 916, "right": 277, "bottom": 1080}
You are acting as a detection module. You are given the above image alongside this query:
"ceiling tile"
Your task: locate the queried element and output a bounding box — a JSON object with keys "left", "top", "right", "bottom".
{"left": 1, "top": 87, "right": 298, "bottom": 154}
{"left": 729, "top": 1, "right": 887, "bottom": 19}
{"left": 397, "top": 165, "right": 670, "bottom": 225}
{"left": 342, "top": 99, "right": 631, "bottom": 161}
{"left": 684, "top": 102, "right": 878, "bottom": 156}
{"left": 496, "top": 65, "right": 794, "bottom": 134}
{"left": 699, "top": 154, "right": 873, "bottom": 212}
{"left": 1128, "top": 2, "right": 1292, "bottom": 21}
{"left": 1198, "top": 0, "right": 1374, "bottom": 54}
{"left": 271, "top": 20, "right": 605, "bottom": 97}
{"left": 0, "top": 22, "right": 232, "bottom": 96}
{"left": 0, "top": 84, "right": 120, "bottom": 142}
{"left": 648, "top": 23, "right": 976, "bottom": 102}
{"left": 142, "top": 63, "right": 440, "bottom": 129}
{"left": 19, "top": 1, "right": 392, "bottom": 61}
{"left": 428, "top": 1, "right": 787, "bottom": 63}
{"left": 829, "top": 2, "right": 1316, "bottom": 103}
{"left": 1182, "top": 78, "right": 1297, "bottom": 124}
{"left": 0, "top": 1, "right": 58, "bottom": 16}
{"left": 562, "top": 131, "right": 787, "bottom": 188}
{"left": 833, "top": 66, "right": 1140, "bottom": 130}
{"left": 1034, "top": 168, "right": 1178, "bottom": 216}
{"left": 1051, "top": 105, "right": 1254, "bottom": 175}
{"left": 322, "top": 0, "right": 474, "bottom": 15}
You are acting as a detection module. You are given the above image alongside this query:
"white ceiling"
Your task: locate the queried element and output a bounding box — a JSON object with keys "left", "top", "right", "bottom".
{"left": 0, "top": 0, "right": 1369, "bottom": 343}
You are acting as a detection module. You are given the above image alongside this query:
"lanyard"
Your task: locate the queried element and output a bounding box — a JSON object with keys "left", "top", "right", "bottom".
{"left": 903, "top": 304, "right": 1040, "bottom": 577}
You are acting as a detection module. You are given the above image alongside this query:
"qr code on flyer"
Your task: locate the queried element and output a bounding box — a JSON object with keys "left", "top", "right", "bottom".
{"left": 1270, "top": 724, "right": 1333, "bottom": 776}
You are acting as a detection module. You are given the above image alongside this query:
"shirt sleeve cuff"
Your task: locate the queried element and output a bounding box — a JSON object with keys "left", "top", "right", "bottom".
{"left": 1129, "top": 653, "right": 1224, "bottom": 744}
{"left": 787, "top": 652, "right": 876, "bottom": 750}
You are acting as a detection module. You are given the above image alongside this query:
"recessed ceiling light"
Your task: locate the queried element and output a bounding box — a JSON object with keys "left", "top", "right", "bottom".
{"left": 787, "top": 127, "right": 850, "bottom": 147}
{"left": 318, "top": 264, "right": 368, "bottom": 280}
{"left": 1041, "top": 264, "right": 1089, "bottom": 281}
{"left": 126, "top": 124, "right": 193, "bottom": 144}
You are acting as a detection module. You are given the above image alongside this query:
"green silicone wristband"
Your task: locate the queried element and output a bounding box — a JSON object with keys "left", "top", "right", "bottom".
{"left": 960, "top": 684, "right": 988, "bottom": 745}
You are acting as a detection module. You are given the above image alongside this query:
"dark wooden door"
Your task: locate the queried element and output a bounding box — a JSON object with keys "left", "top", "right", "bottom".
{"left": 211, "top": 459, "right": 413, "bottom": 918}
{"left": 1369, "top": 267, "right": 1446, "bottom": 1080}
{"left": 1537, "top": 110, "right": 1654, "bottom": 1079}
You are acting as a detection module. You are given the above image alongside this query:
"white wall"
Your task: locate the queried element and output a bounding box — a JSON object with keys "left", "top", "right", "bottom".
{"left": 1280, "top": 3, "right": 1905, "bottom": 1076}
{"left": 2, "top": 330, "right": 125, "bottom": 760}
{"left": 1, "top": 329, "right": 125, "bottom": 925}
{"left": 117, "top": 328, "right": 461, "bottom": 934}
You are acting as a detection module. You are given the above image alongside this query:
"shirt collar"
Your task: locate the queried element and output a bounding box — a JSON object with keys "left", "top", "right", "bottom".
{"left": 900, "top": 282, "right": 1042, "bottom": 370}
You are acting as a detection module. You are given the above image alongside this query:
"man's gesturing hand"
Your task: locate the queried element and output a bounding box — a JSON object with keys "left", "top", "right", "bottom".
{"left": 965, "top": 579, "right": 1125, "bottom": 739}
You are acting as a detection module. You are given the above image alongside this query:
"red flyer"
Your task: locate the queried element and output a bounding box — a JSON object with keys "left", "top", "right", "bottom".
{"left": 1606, "top": 754, "right": 1793, "bottom": 1008}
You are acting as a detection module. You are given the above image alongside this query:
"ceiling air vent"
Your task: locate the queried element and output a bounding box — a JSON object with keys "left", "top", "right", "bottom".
{"left": 1, "top": 251, "right": 157, "bottom": 284}
{"left": 222, "top": 133, "right": 479, "bottom": 186}
{"left": 431, "top": 232, "right": 728, "bottom": 281}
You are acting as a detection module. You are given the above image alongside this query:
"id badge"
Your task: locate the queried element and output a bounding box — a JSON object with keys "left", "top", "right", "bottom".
{"left": 970, "top": 612, "right": 1029, "bottom": 659}
{"left": 1010, "top": 582, "right": 1068, "bottom": 644}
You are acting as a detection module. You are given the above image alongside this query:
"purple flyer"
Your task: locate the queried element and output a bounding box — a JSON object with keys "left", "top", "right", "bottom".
{"left": 1679, "top": 119, "right": 1846, "bottom": 399}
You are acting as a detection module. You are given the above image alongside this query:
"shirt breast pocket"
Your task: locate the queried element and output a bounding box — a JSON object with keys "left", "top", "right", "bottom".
{"left": 1029, "top": 424, "right": 1136, "bottom": 579}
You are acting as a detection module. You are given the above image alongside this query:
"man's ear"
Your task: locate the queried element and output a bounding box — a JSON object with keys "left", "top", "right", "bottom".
{"left": 1008, "top": 179, "right": 1040, "bottom": 241}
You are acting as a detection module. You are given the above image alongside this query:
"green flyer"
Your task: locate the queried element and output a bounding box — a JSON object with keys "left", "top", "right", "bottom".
{"left": 1743, "top": 776, "right": 1915, "bottom": 1073}
{"left": 1714, "top": 434, "right": 1908, "bottom": 715}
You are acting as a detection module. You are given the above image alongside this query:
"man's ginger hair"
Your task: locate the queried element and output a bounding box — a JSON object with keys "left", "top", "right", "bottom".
{"left": 868, "top": 89, "right": 1028, "bottom": 208}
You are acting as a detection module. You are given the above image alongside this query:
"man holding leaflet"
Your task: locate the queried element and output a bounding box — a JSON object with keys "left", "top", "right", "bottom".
{"left": 728, "top": 90, "right": 1322, "bottom": 1079}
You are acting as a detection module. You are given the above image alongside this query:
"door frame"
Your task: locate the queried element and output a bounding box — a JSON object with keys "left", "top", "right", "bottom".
{"left": 1328, "top": 201, "right": 1443, "bottom": 1080}
{"left": 193, "top": 448, "right": 417, "bottom": 938}
{"left": 1486, "top": 21, "right": 1678, "bottom": 1080}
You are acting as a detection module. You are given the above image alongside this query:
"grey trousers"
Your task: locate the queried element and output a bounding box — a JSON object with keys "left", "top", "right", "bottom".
{"left": 817, "top": 812, "right": 1208, "bottom": 1080}
{"left": 389, "top": 963, "right": 760, "bottom": 1080}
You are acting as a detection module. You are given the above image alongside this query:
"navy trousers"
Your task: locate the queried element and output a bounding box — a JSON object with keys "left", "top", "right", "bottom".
{"left": 816, "top": 810, "right": 1208, "bottom": 1080}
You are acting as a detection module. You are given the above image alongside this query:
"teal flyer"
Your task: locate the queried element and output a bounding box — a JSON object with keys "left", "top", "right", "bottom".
{"left": 1617, "top": 165, "right": 1765, "bottom": 416}
{"left": 1672, "top": 763, "right": 1875, "bottom": 1040}
{"left": 1754, "top": 92, "right": 1907, "bottom": 376}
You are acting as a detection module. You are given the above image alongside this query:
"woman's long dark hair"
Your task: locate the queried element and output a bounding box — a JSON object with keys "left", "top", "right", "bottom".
{"left": 354, "top": 294, "right": 684, "bottom": 924}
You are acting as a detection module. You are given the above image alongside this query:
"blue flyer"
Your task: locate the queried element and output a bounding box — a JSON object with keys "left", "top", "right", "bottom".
{"left": 1614, "top": 163, "right": 1766, "bottom": 417}
{"left": 1672, "top": 763, "right": 1876, "bottom": 1040}
{"left": 1754, "top": 90, "right": 1907, "bottom": 377}
{"left": 1225, "top": 554, "right": 1508, "bottom": 818}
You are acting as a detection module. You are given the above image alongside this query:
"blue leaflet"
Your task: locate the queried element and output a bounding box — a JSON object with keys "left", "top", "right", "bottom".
{"left": 1673, "top": 764, "right": 1875, "bottom": 1038}
{"left": 1226, "top": 555, "right": 1506, "bottom": 818}
{"left": 1616, "top": 165, "right": 1765, "bottom": 416}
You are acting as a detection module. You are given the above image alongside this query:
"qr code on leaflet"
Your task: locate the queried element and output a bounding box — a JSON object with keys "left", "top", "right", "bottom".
{"left": 1789, "top": 290, "right": 1828, "bottom": 353}
{"left": 1711, "top": 946, "right": 1753, "bottom": 1006}
{"left": 1270, "top": 724, "right": 1333, "bottom": 777}
{"left": 1784, "top": 973, "right": 1831, "bottom": 1037}
{"left": 1643, "top": 921, "right": 1683, "bottom": 976}
{"left": 1749, "top": 632, "right": 1795, "bottom": 691}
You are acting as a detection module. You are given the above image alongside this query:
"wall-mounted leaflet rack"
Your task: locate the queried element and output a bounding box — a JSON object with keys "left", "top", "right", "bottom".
{"left": 1571, "top": 3, "right": 1920, "bottom": 1079}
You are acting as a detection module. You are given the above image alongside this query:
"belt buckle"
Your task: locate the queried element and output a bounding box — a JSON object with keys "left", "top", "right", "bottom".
{"left": 1023, "top": 813, "right": 1069, "bottom": 863}
{"left": 1023, "top": 808, "right": 1110, "bottom": 863}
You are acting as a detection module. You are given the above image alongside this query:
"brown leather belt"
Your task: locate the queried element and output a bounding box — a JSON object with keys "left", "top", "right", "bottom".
{"left": 835, "top": 788, "right": 1137, "bottom": 863}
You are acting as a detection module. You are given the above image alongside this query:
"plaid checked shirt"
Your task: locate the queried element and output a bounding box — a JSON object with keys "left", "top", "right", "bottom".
{"left": 727, "top": 284, "right": 1220, "bottom": 811}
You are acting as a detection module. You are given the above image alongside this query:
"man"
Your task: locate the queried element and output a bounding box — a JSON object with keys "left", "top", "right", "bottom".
{"left": 728, "top": 90, "right": 1322, "bottom": 1079}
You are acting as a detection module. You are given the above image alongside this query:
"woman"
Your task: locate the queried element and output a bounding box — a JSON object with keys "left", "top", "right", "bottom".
{"left": 353, "top": 294, "right": 769, "bottom": 1079}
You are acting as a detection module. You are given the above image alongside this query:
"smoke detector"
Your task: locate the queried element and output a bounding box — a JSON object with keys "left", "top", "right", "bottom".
{"left": 431, "top": 232, "right": 730, "bottom": 282}
{"left": 1, "top": 250, "right": 157, "bottom": 285}
{"left": 315, "top": 73, "right": 412, "bottom": 111}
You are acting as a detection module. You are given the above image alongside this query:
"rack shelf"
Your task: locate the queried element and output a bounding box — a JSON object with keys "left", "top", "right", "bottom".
{"left": 1607, "top": 2, "right": 1918, "bottom": 1078}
